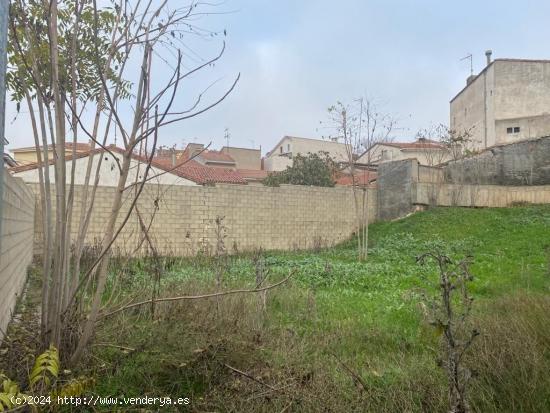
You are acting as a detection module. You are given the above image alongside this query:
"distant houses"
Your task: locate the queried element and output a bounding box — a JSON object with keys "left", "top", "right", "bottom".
{"left": 8, "top": 137, "right": 360, "bottom": 187}
{"left": 9, "top": 142, "right": 270, "bottom": 187}
{"left": 7, "top": 135, "right": 449, "bottom": 188}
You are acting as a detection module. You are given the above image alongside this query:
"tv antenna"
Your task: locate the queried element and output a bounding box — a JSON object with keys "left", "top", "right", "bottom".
{"left": 224, "top": 128, "right": 230, "bottom": 147}
{"left": 460, "top": 53, "right": 473, "bottom": 76}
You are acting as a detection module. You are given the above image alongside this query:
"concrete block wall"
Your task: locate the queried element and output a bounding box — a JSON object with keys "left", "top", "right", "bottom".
{"left": 31, "top": 183, "right": 377, "bottom": 256}
{"left": 416, "top": 183, "right": 550, "bottom": 207}
{"left": 376, "top": 159, "right": 419, "bottom": 220}
{"left": 444, "top": 135, "right": 550, "bottom": 186}
{"left": 0, "top": 173, "right": 35, "bottom": 340}
{"left": 378, "top": 157, "right": 550, "bottom": 219}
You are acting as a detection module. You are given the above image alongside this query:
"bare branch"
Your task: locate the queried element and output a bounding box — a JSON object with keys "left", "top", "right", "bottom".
{"left": 99, "top": 270, "right": 296, "bottom": 320}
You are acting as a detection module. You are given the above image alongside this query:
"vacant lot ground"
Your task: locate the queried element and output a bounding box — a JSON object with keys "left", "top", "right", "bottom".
{"left": 85, "top": 206, "right": 550, "bottom": 412}
{"left": 3, "top": 206, "right": 550, "bottom": 412}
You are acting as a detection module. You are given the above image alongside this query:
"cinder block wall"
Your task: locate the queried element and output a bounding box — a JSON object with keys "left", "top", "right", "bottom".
{"left": 31, "top": 184, "right": 377, "bottom": 256}
{"left": 0, "top": 173, "right": 35, "bottom": 340}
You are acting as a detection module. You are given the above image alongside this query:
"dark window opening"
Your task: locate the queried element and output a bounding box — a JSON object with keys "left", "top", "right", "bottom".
{"left": 507, "top": 127, "right": 520, "bottom": 134}
{"left": 514, "top": 126, "right": 520, "bottom": 133}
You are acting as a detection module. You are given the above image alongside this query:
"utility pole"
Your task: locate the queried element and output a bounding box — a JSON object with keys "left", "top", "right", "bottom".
{"left": 0, "top": 0, "right": 10, "bottom": 248}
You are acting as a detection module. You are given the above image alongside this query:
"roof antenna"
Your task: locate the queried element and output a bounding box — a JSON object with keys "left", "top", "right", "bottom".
{"left": 224, "top": 127, "right": 230, "bottom": 147}
{"left": 460, "top": 53, "right": 473, "bottom": 76}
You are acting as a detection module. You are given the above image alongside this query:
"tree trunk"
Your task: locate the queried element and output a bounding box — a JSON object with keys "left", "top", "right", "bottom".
{"left": 70, "top": 152, "right": 132, "bottom": 365}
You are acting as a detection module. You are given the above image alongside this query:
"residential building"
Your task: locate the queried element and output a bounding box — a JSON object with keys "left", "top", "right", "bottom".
{"left": 10, "top": 142, "right": 91, "bottom": 165}
{"left": 221, "top": 146, "right": 261, "bottom": 170}
{"left": 264, "top": 136, "right": 349, "bottom": 172}
{"left": 357, "top": 138, "right": 450, "bottom": 166}
{"left": 450, "top": 52, "right": 550, "bottom": 151}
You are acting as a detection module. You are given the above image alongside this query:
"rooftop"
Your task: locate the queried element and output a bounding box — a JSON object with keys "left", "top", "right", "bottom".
{"left": 450, "top": 58, "right": 550, "bottom": 103}
{"left": 180, "top": 144, "right": 236, "bottom": 164}
{"left": 156, "top": 158, "right": 247, "bottom": 185}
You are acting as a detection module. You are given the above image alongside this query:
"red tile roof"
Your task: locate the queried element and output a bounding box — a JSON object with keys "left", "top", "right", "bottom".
{"left": 236, "top": 169, "right": 269, "bottom": 181}
{"left": 199, "top": 150, "right": 235, "bottom": 163}
{"left": 176, "top": 160, "right": 246, "bottom": 184}
{"left": 154, "top": 158, "right": 247, "bottom": 185}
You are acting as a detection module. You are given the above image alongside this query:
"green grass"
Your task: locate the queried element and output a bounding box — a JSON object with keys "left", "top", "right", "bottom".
{"left": 87, "top": 206, "right": 550, "bottom": 412}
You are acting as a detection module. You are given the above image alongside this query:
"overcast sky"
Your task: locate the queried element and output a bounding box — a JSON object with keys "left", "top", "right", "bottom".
{"left": 6, "top": 0, "right": 550, "bottom": 154}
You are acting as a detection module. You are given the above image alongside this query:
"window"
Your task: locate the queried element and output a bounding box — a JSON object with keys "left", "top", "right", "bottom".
{"left": 514, "top": 126, "right": 520, "bottom": 133}
{"left": 507, "top": 126, "right": 520, "bottom": 134}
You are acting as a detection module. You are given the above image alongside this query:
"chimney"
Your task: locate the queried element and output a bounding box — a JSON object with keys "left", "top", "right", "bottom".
{"left": 186, "top": 143, "right": 205, "bottom": 158}
{"left": 170, "top": 148, "right": 176, "bottom": 167}
{"left": 485, "top": 50, "right": 492, "bottom": 66}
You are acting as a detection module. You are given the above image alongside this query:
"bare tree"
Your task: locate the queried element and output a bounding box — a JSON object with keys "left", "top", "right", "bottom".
{"left": 416, "top": 124, "right": 452, "bottom": 167}
{"left": 214, "top": 215, "right": 228, "bottom": 315}
{"left": 325, "top": 98, "right": 396, "bottom": 260}
{"left": 417, "top": 252, "right": 479, "bottom": 413}
{"left": 415, "top": 124, "right": 451, "bottom": 206}
{"left": 252, "top": 248, "right": 270, "bottom": 315}
{"left": 8, "top": 0, "right": 239, "bottom": 365}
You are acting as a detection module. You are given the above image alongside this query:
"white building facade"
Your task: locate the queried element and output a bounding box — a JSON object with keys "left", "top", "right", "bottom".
{"left": 264, "top": 136, "right": 349, "bottom": 172}
{"left": 451, "top": 54, "right": 550, "bottom": 152}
